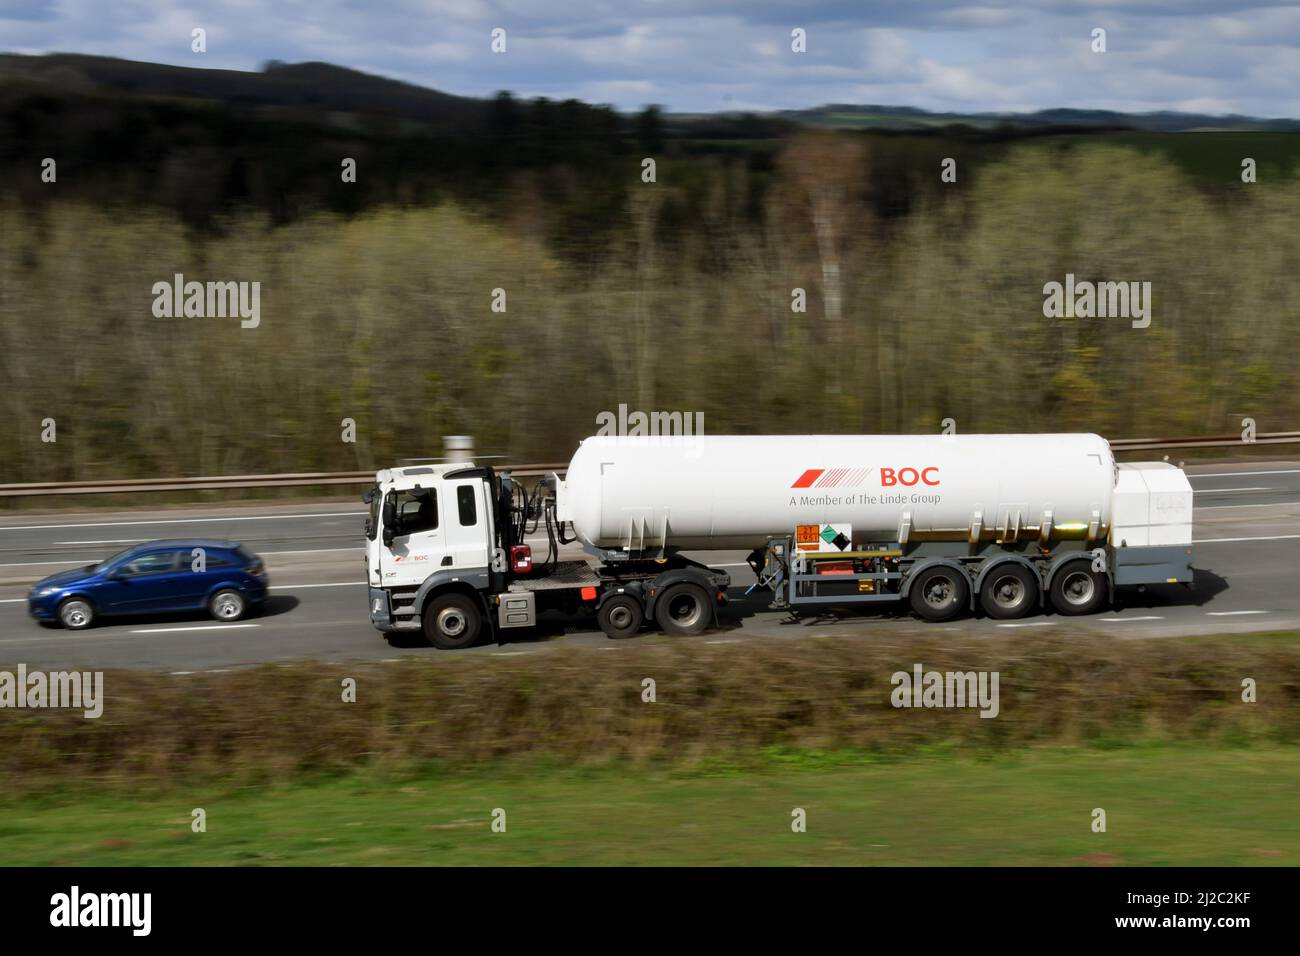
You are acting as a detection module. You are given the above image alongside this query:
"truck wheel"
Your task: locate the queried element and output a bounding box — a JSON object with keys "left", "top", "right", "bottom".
{"left": 423, "top": 593, "right": 483, "bottom": 649}
{"left": 58, "top": 597, "right": 95, "bottom": 630}
{"left": 1050, "top": 562, "right": 1106, "bottom": 616}
{"left": 908, "top": 566, "right": 968, "bottom": 622}
{"left": 598, "top": 594, "right": 644, "bottom": 639}
{"left": 654, "top": 583, "right": 711, "bottom": 636}
{"left": 979, "top": 564, "right": 1038, "bottom": 620}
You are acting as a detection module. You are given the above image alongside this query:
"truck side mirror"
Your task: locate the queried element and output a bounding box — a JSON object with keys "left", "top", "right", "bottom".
{"left": 381, "top": 496, "right": 397, "bottom": 545}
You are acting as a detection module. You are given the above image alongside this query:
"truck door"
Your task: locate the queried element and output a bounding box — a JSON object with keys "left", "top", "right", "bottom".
{"left": 443, "top": 478, "right": 492, "bottom": 571}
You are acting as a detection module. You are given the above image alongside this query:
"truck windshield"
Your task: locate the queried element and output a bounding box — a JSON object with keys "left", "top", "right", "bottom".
{"left": 365, "top": 485, "right": 380, "bottom": 540}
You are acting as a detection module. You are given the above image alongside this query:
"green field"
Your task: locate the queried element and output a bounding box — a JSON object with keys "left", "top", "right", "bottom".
{"left": 4, "top": 745, "right": 1295, "bottom": 866}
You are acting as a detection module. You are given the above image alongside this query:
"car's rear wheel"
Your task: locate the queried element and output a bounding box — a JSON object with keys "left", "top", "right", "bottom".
{"left": 58, "top": 598, "right": 94, "bottom": 630}
{"left": 209, "top": 589, "right": 247, "bottom": 622}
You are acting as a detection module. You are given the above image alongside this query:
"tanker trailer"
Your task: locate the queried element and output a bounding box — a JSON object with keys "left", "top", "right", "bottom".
{"left": 364, "top": 434, "right": 1193, "bottom": 647}
{"left": 555, "top": 434, "right": 1193, "bottom": 623}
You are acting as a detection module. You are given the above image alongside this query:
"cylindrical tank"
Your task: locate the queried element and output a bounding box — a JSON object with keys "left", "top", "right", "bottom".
{"left": 558, "top": 434, "right": 1116, "bottom": 551}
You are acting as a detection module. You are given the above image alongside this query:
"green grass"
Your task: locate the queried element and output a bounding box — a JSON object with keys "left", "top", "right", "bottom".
{"left": 3, "top": 745, "right": 1295, "bottom": 866}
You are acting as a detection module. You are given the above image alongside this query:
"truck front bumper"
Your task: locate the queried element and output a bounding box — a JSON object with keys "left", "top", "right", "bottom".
{"left": 368, "top": 587, "right": 395, "bottom": 632}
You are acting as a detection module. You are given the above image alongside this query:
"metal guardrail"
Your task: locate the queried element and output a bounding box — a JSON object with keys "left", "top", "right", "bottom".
{"left": 2, "top": 432, "right": 1297, "bottom": 497}
{"left": 0, "top": 464, "right": 568, "bottom": 497}
{"left": 1108, "top": 432, "right": 1300, "bottom": 451}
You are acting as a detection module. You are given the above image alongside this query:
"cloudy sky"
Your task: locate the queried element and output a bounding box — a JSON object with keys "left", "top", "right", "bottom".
{"left": 3, "top": 0, "right": 1299, "bottom": 116}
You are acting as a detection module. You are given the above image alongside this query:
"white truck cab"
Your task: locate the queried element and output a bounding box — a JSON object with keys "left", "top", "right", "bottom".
{"left": 363, "top": 461, "right": 731, "bottom": 649}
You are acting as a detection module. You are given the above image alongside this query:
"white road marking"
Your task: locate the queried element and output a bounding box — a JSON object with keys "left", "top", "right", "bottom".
{"left": 1194, "top": 487, "right": 1270, "bottom": 493}
{"left": 0, "top": 598, "right": 28, "bottom": 604}
{"left": 996, "top": 621, "right": 1056, "bottom": 628}
{"left": 269, "top": 581, "right": 366, "bottom": 589}
{"left": 0, "top": 512, "right": 366, "bottom": 532}
{"left": 1206, "top": 610, "right": 1267, "bottom": 616}
{"left": 0, "top": 558, "right": 100, "bottom": 568}
{"left": 1192, "top": 469, "right": 1300, "bottom": 478}
{"left": 1195, "top": 533, "right": 1300, "bottom": 543}
{"left": 130, "top": 624, "right": 261, "bottom": 633}
{"left": 55, "top": 538, "right": 147, "bottom": 545}
{"left": 1196, "top": 502, "right": 1299, "bottom": 510}
{"left": 260, "top": 548, "right": 359, "bottom": 556}
{"left": 1099, "top": 616, "right": 1164, "bottom": 622}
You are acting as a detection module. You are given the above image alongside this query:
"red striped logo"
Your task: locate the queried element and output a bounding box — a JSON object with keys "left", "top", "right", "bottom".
{"left": 791, "top": 468, "right": 824, "bottom": 488}
{"left": 791, "top": 468, "right": 872, "bottom": 489}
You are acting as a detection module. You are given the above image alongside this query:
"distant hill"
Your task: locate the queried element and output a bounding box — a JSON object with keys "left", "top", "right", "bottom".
{"left": 0, "top": 53, "right": 489, "bottom": 131}
{"left": 778, "top": 103, "right": 1300, "bottom": 133}
{"left": 3, "top": 53, "right": 1297, "bottom": 134}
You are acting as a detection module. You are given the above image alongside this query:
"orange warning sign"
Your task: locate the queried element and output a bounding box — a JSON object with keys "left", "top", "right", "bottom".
{"left": 796, "top": 524, "right": 821, "bottom": 551}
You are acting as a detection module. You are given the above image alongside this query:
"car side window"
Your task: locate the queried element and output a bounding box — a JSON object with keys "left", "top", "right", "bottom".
{"left": 119, "top": 551, "right": 180, "bottom": 576}
{"left": 395, "top": 489, "right": 438, "bottom": 535}
{"left": 457, "top": 485, "right": 477, "bottom": 526}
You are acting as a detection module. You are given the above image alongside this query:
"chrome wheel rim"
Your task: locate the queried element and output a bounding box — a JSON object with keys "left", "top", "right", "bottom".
{"left": 1062, "top": 571, "right": 1095, "bottom": 605}
{"left": 437, "top": 608, "right": 466, "bottom": 637}
{"left": 991, "top": 574, "right": 1026, "bottom": 608}
{"left": 62, "top": 601, "right": 90, "bottom": 628}
{"left": 924, "top": 575, "right": 955, "bottom": 608}
{"left": 667, "top": 594, "right": 703, "bottom": 628}
{"left": 214, "top": 593, "right": 243, "bottom": 619}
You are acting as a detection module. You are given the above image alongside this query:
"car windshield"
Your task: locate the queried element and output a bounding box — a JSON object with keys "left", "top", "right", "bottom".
{"left": 92, "top": 546, "right": 141, "bottom": 573}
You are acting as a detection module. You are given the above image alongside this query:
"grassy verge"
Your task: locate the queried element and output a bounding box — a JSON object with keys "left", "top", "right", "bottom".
{"left": 3, "top": 632, "right": 1298, "bottom": 793}
{"left": 2, "top": 744, "right": 1295, "bottom": 866}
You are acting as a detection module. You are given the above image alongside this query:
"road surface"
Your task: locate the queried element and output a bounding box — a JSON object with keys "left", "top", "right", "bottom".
{"left": 1, "top": 461, "right": 1298, "bottom": 670}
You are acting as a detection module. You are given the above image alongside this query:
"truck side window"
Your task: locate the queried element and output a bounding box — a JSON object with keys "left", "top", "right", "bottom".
{"left": 457, "top": 485, "right": 477, "bottom": 526}
{"left": 395, "top": 490, "right": 438, "bottom": 535}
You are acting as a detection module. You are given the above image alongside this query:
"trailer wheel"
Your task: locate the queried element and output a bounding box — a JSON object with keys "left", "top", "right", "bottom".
{"left": 1050, "top": 561, "right": 1106, "bottom": 616}
{"left": 654, "top": 583, "right": 711, "bottom": 636}
{"left": 422, "top": 593, "right": 483, "bottom": 649}
{"left": 979, "top": 564, "right": 1038, "bottom": 620}
{"left": 598, "top": 594, "right": 644, "bottom": 639}
{"left": 908, "top": 566, "right": 968, "bottom": 622}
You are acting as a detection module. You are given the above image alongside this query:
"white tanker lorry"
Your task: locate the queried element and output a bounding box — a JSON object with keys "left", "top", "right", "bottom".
{"left": 363, "top": 434, "right": 1194, "bottom": 648}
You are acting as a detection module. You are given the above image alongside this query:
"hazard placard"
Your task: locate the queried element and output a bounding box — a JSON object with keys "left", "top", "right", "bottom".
{"left": 796, "top": 523, "right": 853, "bottom": 553}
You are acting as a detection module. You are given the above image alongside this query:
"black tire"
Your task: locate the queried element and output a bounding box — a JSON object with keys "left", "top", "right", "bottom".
{"left": 1050, "top": 561, "right": 1107, "bottom": 616}
{"left": 598, "top": 593, "right": 644, "bottom": 639}
{"left": 58, "top": 597, "right": 94, "bottom": 630}
{"left": 209, "top": 589, "right": 247, "bottom": 622}
{"left": 908, "top": 565, "right": 969, "bottom": 622}
{"left": 422, "top": 593, "right": 483, "bottom": 649}
{"left": 654, "top": 583, "right": 712, "bottom": 636}
{"left": 978, "top": 563, "right": 1039, "bottom": 620}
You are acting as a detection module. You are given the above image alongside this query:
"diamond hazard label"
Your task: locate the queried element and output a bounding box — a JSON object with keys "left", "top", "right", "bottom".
{"left": 797, "top": 523, "right": 853, "bottom": 552}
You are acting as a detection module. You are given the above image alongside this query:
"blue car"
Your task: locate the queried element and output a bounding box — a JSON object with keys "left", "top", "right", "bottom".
{"left": 28, "top": 539, "right": 268, "bottom": 630}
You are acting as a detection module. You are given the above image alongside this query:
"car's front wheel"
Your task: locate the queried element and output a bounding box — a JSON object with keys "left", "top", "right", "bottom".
{"left": 58, "top": 598, "right": 94, "bottom": 630}
{"left": 209, "top": 589, "right": 247, "bottom": 622}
